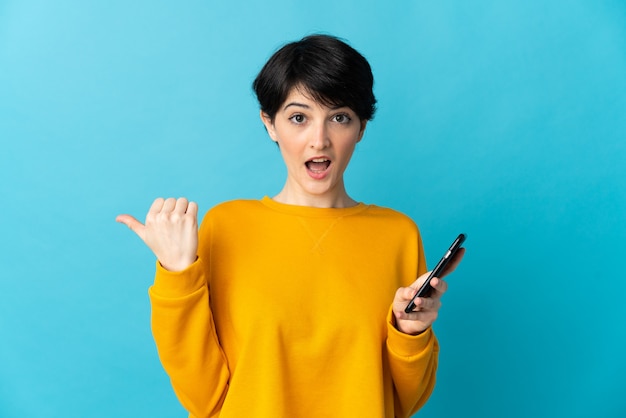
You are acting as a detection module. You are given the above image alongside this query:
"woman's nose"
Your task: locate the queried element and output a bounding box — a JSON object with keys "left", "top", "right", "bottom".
{"left": 310, "top": 122, "right": 330, "bottom": 150}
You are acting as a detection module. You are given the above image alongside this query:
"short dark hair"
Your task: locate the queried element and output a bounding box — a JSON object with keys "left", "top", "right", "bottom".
{"left": 253, "top": 34, "right": 377, "bottom": 122}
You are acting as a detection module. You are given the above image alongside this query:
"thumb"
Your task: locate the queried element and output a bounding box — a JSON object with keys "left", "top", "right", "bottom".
{"left": 411, "top": 270, "right": 432, "bottom": 289}
{"left": 116, "top": 214, "right": 146, "bottom": 241}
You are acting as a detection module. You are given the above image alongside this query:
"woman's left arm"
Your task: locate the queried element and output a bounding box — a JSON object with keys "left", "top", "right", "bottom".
{"left": 386, "top": 249, "right": 465, "bottom": 416}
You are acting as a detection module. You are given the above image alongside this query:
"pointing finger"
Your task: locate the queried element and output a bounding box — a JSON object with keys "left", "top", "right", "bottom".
{"left": 115, "top": 214, "right": 146, "bottom": 241}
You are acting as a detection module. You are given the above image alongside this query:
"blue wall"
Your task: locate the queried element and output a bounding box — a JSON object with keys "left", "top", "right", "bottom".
{"left": 1, "top": 1, "right": 625, "bottom": 417}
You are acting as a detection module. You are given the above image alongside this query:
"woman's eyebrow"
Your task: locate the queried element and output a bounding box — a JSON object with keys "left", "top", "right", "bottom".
{"left": 283, "top": 102, "right": 349, "bottom": 111}
{"left": 283, "top": 102, "right": 310, "bottom": 110}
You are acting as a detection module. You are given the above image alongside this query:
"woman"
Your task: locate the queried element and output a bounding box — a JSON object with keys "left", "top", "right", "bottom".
{"left": 117, "top": 34, "right": 463, "bottom": 418}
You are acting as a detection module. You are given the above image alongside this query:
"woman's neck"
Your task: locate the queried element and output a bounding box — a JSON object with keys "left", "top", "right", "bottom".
{"left": 272, "top": 186, "right": 358, "bottom": 209}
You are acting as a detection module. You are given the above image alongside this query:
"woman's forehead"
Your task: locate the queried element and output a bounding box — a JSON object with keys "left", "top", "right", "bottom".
{"left": 281, "top": 85, "right": 349, "bottom": 112}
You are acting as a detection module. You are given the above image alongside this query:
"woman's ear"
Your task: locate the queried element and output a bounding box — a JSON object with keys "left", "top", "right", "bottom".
{"left": 260, "top": 110, "right": 278, "bottom": 143}
{"left": 357, "top": 119, "right": 368, "bottom": 143}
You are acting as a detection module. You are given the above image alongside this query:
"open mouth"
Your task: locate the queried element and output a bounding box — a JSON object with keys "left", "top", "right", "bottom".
{"left": 305, "top": 158, "right": 331, "bottom": 173}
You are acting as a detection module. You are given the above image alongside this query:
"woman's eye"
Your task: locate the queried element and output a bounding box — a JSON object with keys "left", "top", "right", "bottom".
{"left": 333, "top": 114, "right": 351, "bottom": 124}
{"left": 290, "top": 114, "right": 306, "bottom": 124}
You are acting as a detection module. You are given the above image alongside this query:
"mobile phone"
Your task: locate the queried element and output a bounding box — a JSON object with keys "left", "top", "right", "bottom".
{"left": 404, "top": 233, "right": 466, "bottom": 313}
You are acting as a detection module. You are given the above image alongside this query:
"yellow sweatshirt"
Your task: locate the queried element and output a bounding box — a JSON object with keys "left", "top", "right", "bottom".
{"left": 149, "top": 197, "right": 438, "bottom": 418}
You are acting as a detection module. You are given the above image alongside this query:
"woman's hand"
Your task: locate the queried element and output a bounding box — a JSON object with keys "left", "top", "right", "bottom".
{"left": 392, "top": 248, "right": 465, "bottom": 335}
{"left": 116, "top": 197, "right": 199, "bottom": 272}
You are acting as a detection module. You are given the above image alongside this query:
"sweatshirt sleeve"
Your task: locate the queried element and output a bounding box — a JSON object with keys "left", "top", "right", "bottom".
{"left": 385, "top": 307, "right": 439, "bottom": 418}
{"left": 149, "top": 258, "right": 230, "bottom": 418}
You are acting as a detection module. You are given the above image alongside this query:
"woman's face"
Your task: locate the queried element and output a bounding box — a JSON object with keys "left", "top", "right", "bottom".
{"left": 261, "top": 86, "right": 367, "bottom": 207}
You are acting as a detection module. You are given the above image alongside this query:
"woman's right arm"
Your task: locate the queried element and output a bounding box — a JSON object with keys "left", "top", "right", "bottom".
{"left": 149, "top": 259, "right": 229, "bottom": 418}
{"left": 117, "top": 197, "right": 230, "bottom": 417}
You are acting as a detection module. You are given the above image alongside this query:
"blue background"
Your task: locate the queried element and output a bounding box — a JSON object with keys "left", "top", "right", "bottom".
{"left": 1, "top": 1, "right": 625, "bottom": 417}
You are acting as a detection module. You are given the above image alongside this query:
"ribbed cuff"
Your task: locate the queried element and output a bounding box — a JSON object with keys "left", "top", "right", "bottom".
{"left": 386, "top": 306, "right": 435, "bottom": 358}
{"left": 151, "top": 257, "right": 207, "bottom": 298}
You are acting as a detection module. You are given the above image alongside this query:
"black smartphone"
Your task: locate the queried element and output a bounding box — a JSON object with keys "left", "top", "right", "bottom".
{"left": 404, "top": 233, "right": 466, "bottom": 313}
